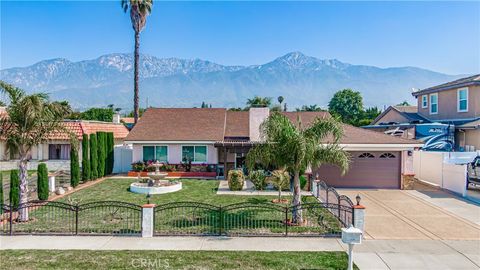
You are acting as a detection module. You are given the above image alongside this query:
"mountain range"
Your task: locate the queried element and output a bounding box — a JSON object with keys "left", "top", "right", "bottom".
{"left": 0, "top": 52, "right": 462, "bottom": 110}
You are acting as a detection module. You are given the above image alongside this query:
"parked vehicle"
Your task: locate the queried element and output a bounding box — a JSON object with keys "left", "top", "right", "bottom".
{"left": 467, "top": 156, "right": 480, "bottom": 189}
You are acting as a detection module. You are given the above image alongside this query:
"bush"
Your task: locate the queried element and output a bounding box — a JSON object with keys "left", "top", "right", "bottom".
{"left": 9, "top": 170, "right": 20, "bottom": 208}
{"left": 0, "top": 172, "right": 3, "bottom": 213}
{"left": 269, "top": 170, "right": 290, "bottom": 200}
{"left": 227, "top": 169, "right": 245, "bottom": 191}
{"left": 107, "top": 132, "right": 114, "bottom": 174}
{"left": 89, "top": 134, "right": 98, "bottom": 180}
{"left": 97, "top": 132, "right": 106, "bottom": 177}
{"left": 132, "top": 161, "right": 145, "bottom": 172}
{"left": 37, "top": 163, "right": 49, "bottom": 200}
{"left": 249, "top": 170, "right": 266, "bottom": 190}
{"left": 82, "top": 134, "right": 90, "bottom": 181}
{"left": 70, "top": 141, "right": 80, "bottom": 188}
{"left": 300, "top": 175, "right": 308, "bottom": 190}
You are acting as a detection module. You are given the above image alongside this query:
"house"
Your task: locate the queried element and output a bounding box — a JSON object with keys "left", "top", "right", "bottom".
{"left": 125, "top": 107, "right": 423, "bottom": 189}
{"left": 0, "top": 119, "right": 129, "bottom": 170}
{"left": 365, "top": 74, "right": 480, "bottom": 151}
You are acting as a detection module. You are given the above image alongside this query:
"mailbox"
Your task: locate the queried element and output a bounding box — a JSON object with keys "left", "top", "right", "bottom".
{"left": 341, "top": 225, "right": 362, "bottom": 245}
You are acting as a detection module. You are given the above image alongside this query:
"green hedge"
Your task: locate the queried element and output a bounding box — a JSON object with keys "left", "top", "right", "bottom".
{"left": 82, "top": 134, "right": 91, "bottom": 181}
{"left": 227, "top": 169, "right": 245, "bottom": 191}
{"left": 97, "top": 132, "right": 106, "bottom": 177}
{"left": 70, "top": 142, "right": 80, "bottom": 188}
{"left": 106, "top": 132, "right": 114, "bottom": 174}
{"left": 37, "top": 163, "right": 49, "bottom": 200}
{"left": 9, "top": 170, "right": 20, "bottom": 208}
{"left": 249, "top": 170, "right": 266, "bottom": 190}
{"left": 90, "top": 134, "right": 98, "bottom": 180}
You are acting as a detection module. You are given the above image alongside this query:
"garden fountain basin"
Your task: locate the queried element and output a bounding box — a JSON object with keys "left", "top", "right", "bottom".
{"left": 129, "top": 181, "right": 182, "bottom": 195}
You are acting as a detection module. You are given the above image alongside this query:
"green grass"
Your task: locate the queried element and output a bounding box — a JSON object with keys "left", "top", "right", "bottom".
{"left": 0, "top": 250, "right": 357, "bottom": 270}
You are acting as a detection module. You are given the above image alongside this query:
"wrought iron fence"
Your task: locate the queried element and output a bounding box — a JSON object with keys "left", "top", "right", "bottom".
{"left": 0, "top": 200, "right": 142, "bottom": 236}
{"left": 310, "top": 180, "right": 354, "bottom": 227}
{"left": 153, "top": 201, "right": 346, "bottom": 237}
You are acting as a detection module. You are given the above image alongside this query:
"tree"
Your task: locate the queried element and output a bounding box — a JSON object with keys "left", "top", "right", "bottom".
{"left": 246, "top": 113, "right": 349, "bottom": 223}
{"left": 396, "top": 100, "right": 411, "bottom": 106}
{"left": 37, "top": 163, "right": 49, "bottom": 200}
{"left": 270, "top": 169, "right": 289, "bottom": 202}
{"left": 296, "top": 104, "right": 326, "bottom": 112}
{"left": 80, "top": 107, "right": 114, "bottom": 122}
{"left": 82, "top": 134, "right": 91, "bottom": 181}
{"left": 121, "top": 0, "right": 153, "bottom": 124}
{"left": 127, "top": 107, "right": 146, "bottom": 117}
{"left": 103, "top": 132, "right": 109, "bottom": 175}
{"left": 107, "top": 132, "right": 115, "bottom": 174}
{"left": 0, "top": 81, "right": 69, "bottom": 221}
{"left": 328, "top": 89, "right": 363, "bottom": 125}
{"left": 358, "top": 106, "right": 382, "bottom": 126}
{"left": 246, "top": 96, "right": 272, "bottom": 108}
{"left": 97, "top": 132, "right": 106, "bottom": 177}
{"left": 90, "top": 134, "right": 98, "bottom": 180}
{"left": 70, "top": 140, "right": 80, "bottom": 188}
{"left": 9, "top": 170, "right": 20, "bottom": 209}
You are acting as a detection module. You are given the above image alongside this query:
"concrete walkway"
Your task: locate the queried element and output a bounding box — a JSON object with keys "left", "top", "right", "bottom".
{"left": 1, "top": 236, "right": 479, "bottom": 269}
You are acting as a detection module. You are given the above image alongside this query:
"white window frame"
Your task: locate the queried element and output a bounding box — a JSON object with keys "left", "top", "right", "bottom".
{"left": 181, "top": 145, "right": 208, "bottom": 163}
{"left": 429, "top": 93, "right": 438, "bottom": 115}
{"left": 457, "top": 87, "right": 469, "bottom": 112}
{"left": 421, "top": 95, "right": 428, "bottom": 108}
{"left": 142, "top": 145, "right": 168, "bottom": 162}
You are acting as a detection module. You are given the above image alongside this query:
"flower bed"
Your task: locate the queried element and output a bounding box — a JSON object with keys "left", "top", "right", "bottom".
{"left": 127, "top": 171, "right": 217, "bottom": 178}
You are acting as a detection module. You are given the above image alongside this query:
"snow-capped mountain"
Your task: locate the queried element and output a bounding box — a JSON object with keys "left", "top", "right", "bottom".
{"left": 0, "top": 52, "right": 461, "bottom": 110}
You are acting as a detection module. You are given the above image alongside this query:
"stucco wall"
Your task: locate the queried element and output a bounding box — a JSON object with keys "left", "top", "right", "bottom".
{"left": 374, "top": 109, "right": 410, "bottom": 124}
{"left": 417, "top": 86, "right": 480, "bottom": 120}
{"left": 132, "top": 143, "right": 218, "bottom": 164}
{"left": 249, "top": 108, "right": 270, "bottom": 141}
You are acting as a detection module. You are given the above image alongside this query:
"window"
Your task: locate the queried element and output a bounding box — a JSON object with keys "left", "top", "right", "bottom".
{"left": 421, "top": 95, "right": 428, "bottom": 108}
{"left": 143, "top": 146, "right": 168, "bottom": 162}
{"left": 429, "top": 94, "right": 438, "bottom": 114}
{"left": 457, "top": 88, "right": 468, "bottom": 112}
{"left": 379, "top": 153, "right": 396, "bottom": 159}
{"left": 48, "top": 144, "right": 71, "bottom": 160}
{"left": 182, "top": 146, "right": 207, "bottom": 162}
{"left": 358, "top": 152, "right": 375, "bottom": 158}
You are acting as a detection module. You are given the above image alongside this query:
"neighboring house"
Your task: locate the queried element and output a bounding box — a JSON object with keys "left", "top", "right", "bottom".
{"left": 0, "top": 120, "right": 129, "bottom": 170}
{"left": 365, "top": 74, "right": 480, "bottom": 151}
{"left": 125, "top": 107, "right": 423, "bottom": 189}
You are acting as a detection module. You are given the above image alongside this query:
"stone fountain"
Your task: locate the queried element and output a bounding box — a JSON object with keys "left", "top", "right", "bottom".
{"left": 129, "top": 161, "right": 182, "bottom": 194}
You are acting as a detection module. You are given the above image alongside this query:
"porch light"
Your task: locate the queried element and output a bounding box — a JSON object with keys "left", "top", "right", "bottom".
{"left": 355, "top": 194, "right": 361, "bottom": 205}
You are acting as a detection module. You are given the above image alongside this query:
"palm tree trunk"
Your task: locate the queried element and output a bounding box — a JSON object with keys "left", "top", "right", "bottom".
{"left": 18, "top": 154, "right": 29, "bottom": 222}
{"left": 133, "top": 30, "right": 140, "bottom": 124}
{"left": 292, "top": 170, "right": 303, "bottom": 224}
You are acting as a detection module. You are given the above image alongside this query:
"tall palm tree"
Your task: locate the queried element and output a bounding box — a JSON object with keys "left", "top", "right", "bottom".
{"left": 121, "top": 0, "right": 153, "bottom": 124}
{"left": 0, "top": 81, "right": 69, "bottom": 221}
{"left": 246, "top": 113, "right": 349, "bottom": 223}
{"left": 246, "top": 96, "right": 272, "bottom": 108}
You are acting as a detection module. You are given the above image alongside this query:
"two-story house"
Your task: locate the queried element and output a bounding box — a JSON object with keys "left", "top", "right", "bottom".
{"left": 365, "top": 74, "right": 479, "bottom": 151}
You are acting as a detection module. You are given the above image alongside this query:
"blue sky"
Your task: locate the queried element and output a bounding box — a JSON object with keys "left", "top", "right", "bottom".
{"left": 1, "top": 1, "right": 479, "bottom": 74}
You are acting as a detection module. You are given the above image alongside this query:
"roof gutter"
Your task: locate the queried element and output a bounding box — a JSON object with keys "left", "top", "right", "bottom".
{"left": 412, "top": 82, "right": 480, "bottom": 97}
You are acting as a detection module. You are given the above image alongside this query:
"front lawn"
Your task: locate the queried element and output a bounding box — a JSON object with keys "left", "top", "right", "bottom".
{"left": 0, "top": 250, "right": 357, "bottom": 270}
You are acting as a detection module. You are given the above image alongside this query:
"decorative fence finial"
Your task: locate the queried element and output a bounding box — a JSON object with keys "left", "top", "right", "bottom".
{"left": 355, "top": 194, "right": 361, "bottom": 206}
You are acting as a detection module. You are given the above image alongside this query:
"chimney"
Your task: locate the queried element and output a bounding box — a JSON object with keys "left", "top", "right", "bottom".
{"left": 113, "top": 113, "right": 121, "bottom": 124}
{"left": 249, "top": 107, "right": 270, "bottom": 141}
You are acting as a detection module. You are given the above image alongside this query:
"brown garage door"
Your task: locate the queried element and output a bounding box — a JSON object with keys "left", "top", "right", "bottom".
{"left": 314, "top": 151, "right": 401, "bottom": 189}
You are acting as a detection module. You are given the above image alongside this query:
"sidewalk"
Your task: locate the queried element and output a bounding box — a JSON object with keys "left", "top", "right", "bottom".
{"left": 1, "top": 236, "right": 479, "bottom": 269}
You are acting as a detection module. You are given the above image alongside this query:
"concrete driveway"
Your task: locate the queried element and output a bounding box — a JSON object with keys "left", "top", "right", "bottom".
{"left": 339, "top": 188, "right": 480, "bottom": 240}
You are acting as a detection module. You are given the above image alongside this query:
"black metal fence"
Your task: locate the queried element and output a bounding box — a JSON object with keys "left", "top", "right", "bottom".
{"left": 311, "top": 180, "right": 354, "bottom": 227}
{"left": 0, "top": 201, "right": 142, "bottom": 236}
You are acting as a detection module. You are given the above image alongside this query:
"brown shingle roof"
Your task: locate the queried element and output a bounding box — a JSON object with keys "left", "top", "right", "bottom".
{"left": 280, "top": 111, "right": 331, "bottom": 127}
{"left": 225, "top": 111, "right": 249, "bottom": 137}
{"left": 338, "top": 124, "right": 422, "bottom": 144}
{"left": 125, "top": 108, "right": 227, "bottom": 141}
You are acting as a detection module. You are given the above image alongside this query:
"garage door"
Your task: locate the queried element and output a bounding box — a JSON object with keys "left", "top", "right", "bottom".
{"left": 313, "top": 151, "right": 401, "bottom": 189}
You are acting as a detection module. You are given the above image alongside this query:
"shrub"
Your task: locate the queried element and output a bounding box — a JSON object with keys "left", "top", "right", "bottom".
{"left": 227, "top": 169, "right": 245, "bottom": 191}
{"left": 132, "top": 161, "right": 145, "bottom": 172}
{"left": 269, "top": 170, "right": 290, "bottom": 200}
{"left": 107, "top": 132, "right": 114, "bottom": 174}
{"left": 97, "top": 132, "right": 106, "bottom": 177}
{"left": 0, "top": 172, "right": 3, "bottom": 213}
{"left": 37, "top": 163, "right": 49, "bottom": 200}
{"left": 249, "top": 170, "right": 266, "bottom": 190}
{"left": 300, "top": 175, "right": 308, "bottom": 190}
{"left": 82, "top": 134, "right": 90, "bottom": 181}
{"left": 9, "top": 170, "right": 20, "bottom": 208}
{"left": 70, "top": 141, "right": 80, "bottom": 188}
{"left": 89, "top": 134, "right": 98, "bottom": 180}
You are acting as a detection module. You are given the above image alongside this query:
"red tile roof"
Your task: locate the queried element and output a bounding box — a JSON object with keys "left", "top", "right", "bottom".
{"left": 48, "top": 121, "right": 129, "bottom": 140}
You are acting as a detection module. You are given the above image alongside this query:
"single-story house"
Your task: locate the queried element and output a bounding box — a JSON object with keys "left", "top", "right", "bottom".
{"left": 0, "top": 119, "right": 129, "bottom": 170}
{"left": 125, "top": 107, "right": 423, "bottom": 189}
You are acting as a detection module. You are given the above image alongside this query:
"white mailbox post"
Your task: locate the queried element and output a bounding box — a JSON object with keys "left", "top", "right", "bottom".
{"left": 341, "top": 225, "right": 362, "bottom": 270}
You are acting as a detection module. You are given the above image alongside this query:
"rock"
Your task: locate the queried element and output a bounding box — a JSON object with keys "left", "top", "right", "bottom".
{"left": 66, "top": 186, "right": 73, "bottom": 191}
{"left": 55, "top": 187, "right": 65, "bottom": 195}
